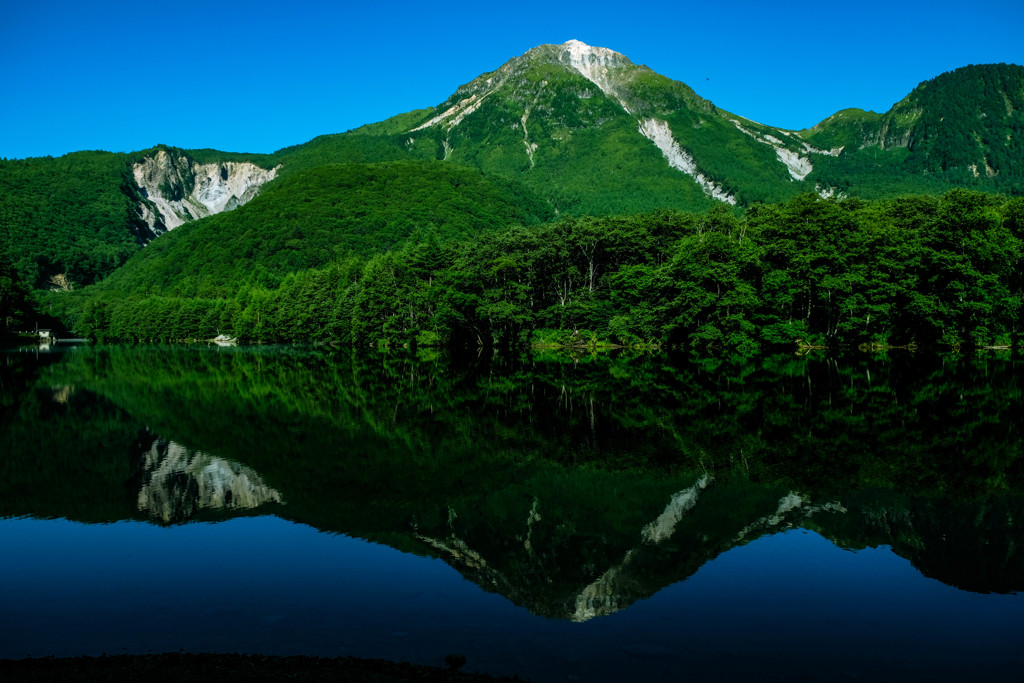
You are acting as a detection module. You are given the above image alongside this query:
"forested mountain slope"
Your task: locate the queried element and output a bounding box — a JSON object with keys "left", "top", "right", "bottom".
{"left": 89, "top": 160, "right": 553, "bottom": 299}
{"left": 0, "top": 152, "right": 144, "bottom": 288}
{"left": 0, "top": 147, "right": 277, "bottom": 289}
{"left": 277, "top": 46, "right": 1024, "bottom": 211}
{"left": 803, "top": 63, "right": 1024, "bottom": 197}
{"left": 275, "top": 40, "right": 828, "bottom": 212}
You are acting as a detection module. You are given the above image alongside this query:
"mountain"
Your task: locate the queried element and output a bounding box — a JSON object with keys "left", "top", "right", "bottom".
{"left": 803, "top": 63, "right": 1024, "bottom": 196}
{"left": 0, "top": 151, "right": 148, "bottom": 289}
{"left": 289, "top": 40, "right": 826, "bottom": 210}
{"left": 2, "top": 42, "right": 1022, "bottom": 291}
{"left": 299, "top": 44, "right": 1022, "bottom": 208}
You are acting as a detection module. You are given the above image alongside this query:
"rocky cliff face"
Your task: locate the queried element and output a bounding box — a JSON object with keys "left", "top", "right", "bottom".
{"left": 131, "top": 149, "right": 278, "bottom": 237}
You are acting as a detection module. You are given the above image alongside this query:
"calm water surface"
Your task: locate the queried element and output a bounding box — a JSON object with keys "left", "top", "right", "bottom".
{"left": 1, "top": 344, "right": 1022, "bottom": 681}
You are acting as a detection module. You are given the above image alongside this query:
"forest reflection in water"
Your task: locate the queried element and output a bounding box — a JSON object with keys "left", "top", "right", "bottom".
{"left": 0, "top": 344, "right": 1022, "bottom": 680}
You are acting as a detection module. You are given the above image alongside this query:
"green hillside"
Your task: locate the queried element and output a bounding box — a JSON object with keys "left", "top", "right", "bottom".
{"left": 0, "top": 146, "right": 278, "bottom": 290}
{"left": 268, "top": 131, "right": 414, "bottom": 175}
{"left": 799, "top": 108, "right": 884, "bottom": 150}
{"left": 274, "top": 41, "right": 808, "bottom": 213}
{"left": 241, "top": 53, "right": 1024, "bottom": 215}
{"left": 91, "top": 160, "right": 553, "bottom": 299}
{"left": 0, "top": 151, "right": 142, "bottom": 288}
{"left": 881, "top": 63, "right": 1024, "bottom": 174}
{"left": 804, "top": 63, "right": 1024, "bottom": 197}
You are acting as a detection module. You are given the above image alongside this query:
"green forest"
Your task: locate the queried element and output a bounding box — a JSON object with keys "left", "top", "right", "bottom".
{"left": 803, "top": 63, "right": 1024, "bottom": 198}
{"left": 49, "top": 187, "right": 1023, "bottom": 351}
{"left": 0, "top": 151, "right": 144, "bottom": 289}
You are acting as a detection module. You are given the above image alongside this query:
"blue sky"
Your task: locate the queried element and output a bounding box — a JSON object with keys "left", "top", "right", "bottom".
{"left": 2, "top": 0, "right": 1022, "bottom": 159}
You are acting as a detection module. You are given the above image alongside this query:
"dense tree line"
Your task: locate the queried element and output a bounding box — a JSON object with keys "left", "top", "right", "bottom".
{"left": 0, "top": 249, "right": 38, "bottom": 337}
{"left": 69, "top": 189, "right": 1024, "bottom": 350}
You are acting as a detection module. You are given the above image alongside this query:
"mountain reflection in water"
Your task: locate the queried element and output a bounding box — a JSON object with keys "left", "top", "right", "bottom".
{"left": 0, "top": 345, "right": 1021, "bottom": 680}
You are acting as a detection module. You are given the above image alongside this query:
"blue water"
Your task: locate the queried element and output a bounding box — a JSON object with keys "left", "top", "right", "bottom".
{"left": 3, "top": 345, "right": 1022, "bottom": 681}
{"left": 2, "top": 516, "right": 1020, "bottom": 682}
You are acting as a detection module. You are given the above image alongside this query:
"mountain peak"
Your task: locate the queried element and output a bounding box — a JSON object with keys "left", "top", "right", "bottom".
{"left": 517, "top": 39, "right": 637, "bottom": 112}
{"left": 411, "top": 39, "right": 639, "bottom": 133}
{"left": 559, "top": 39, "right": 629, "bottom": 62}
{"left": 558, "top": 40, "right": 633, "bottom": 103}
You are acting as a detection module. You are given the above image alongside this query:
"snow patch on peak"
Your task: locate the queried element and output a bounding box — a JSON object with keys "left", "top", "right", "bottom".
{"left": 638, "top": 118, "right": 736, "bottom": 204}
{"left": 408, "top": 39, "right": 634, "bottom": 134}
{"left": 562, "top": 39, "right": 626, "bottom": 62}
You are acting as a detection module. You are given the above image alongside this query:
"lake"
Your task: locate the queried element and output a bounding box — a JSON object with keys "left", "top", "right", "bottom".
{"left": 1, "top": 344, "right": 1022, "bottom": 681}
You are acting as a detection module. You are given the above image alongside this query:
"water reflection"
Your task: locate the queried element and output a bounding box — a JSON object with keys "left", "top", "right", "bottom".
{"left": 0, "top": 345, "right": 1022, "bottom": 676}
{"left": 136, "top": 437, "right": 284, "bottom": 524}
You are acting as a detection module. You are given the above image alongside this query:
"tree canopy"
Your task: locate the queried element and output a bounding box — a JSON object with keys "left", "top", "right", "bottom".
{"left": 66, "top": 190, "right": 1023, "bottom": 351}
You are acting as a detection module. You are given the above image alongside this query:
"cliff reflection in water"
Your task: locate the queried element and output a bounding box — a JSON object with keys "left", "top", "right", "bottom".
{"left": 136, "top": 436, "right": 284, "bottom": 524}
{"left": 0, "top": 345, "right": 1021, "bottom": 620}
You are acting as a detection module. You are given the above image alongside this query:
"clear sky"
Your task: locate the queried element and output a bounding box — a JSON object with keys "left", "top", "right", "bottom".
{"left": 2, "top": 0, "right": 1022, "bottom": 159}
